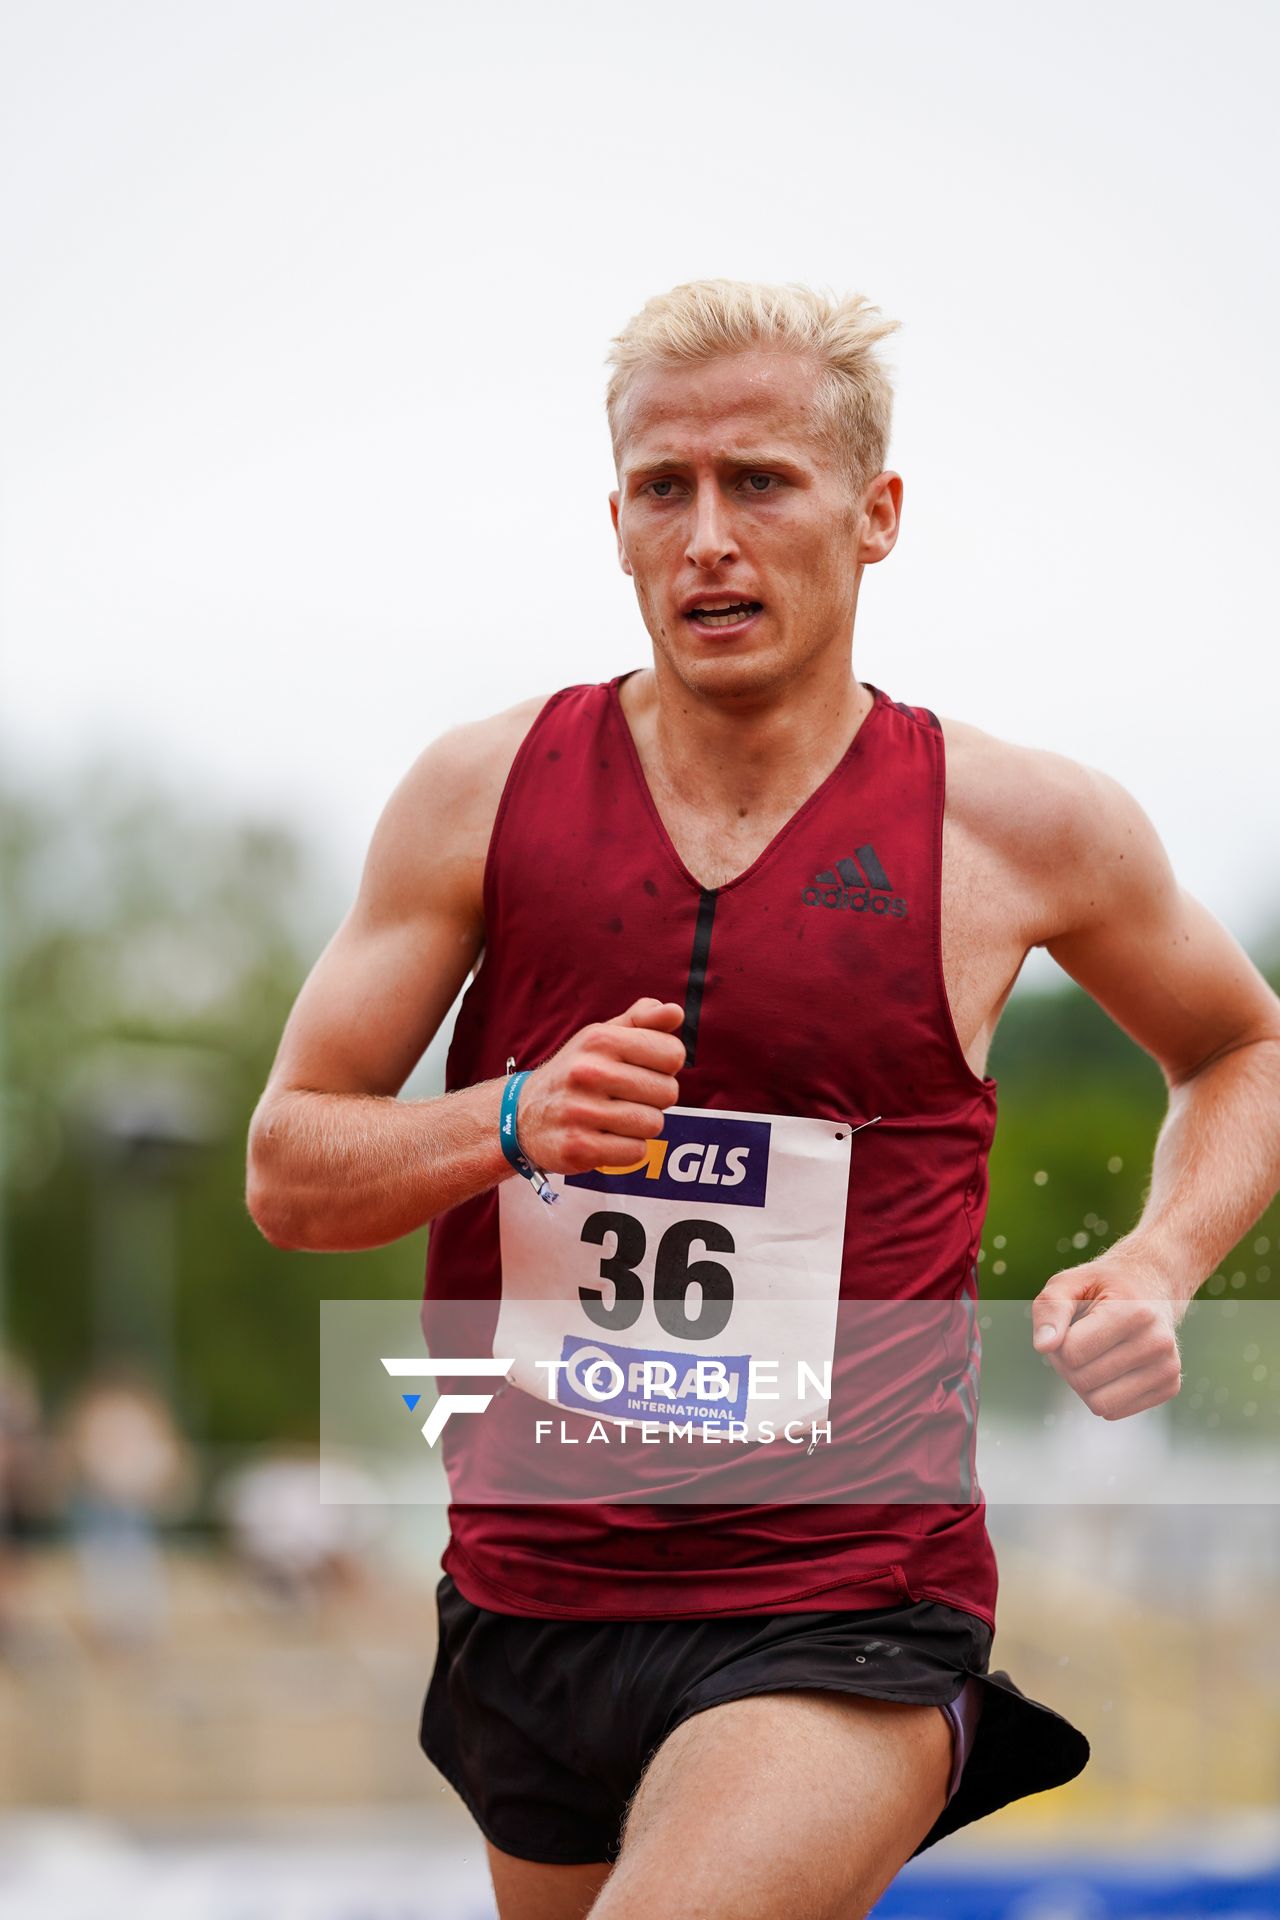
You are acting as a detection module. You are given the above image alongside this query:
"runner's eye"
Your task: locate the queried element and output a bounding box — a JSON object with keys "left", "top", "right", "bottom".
{"left": 646, "top": 479, "right": 677, "bottom": 498}
{"left": 744, "top": 474, "right": 776, "bottom": 492}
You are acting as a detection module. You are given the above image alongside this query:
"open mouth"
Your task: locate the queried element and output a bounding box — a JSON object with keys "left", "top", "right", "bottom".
{"left": 686, "top": 600, "right": 763, "bottom": 629}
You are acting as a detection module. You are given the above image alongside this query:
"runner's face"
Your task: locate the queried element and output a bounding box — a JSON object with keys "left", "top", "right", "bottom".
{"left": 610, "top": 350, "right": 893, "bottom": 699}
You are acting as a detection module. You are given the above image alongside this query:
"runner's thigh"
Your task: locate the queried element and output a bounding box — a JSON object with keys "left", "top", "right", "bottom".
{"left": 590, "top": 1689, "right": 952, "bottom": 1920}
{"left": 485, "top": 1845, "right": 612, "bottom": 1920}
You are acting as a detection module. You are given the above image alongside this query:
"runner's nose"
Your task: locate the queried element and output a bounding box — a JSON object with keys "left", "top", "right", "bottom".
{"left": 685, "top": 488, "right": 739, "bottom": 571}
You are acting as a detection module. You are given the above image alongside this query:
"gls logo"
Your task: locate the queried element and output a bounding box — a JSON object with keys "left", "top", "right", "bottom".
{"left": 802, "top": 847, "right": 908, "bottom": 919}
{"left": 566, "top": 1110, "right": 771, "bottom": 1209}
{"left": 381, "top": 1356, "right": 512, "bottom": 1444}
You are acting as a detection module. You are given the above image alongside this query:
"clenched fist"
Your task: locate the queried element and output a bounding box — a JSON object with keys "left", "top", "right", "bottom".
{"left": 515, "top": 997, "right": 686, "bottom": 1175}
{"left": 1031, "top": 1250, "right": 1185, "bottom": 1420}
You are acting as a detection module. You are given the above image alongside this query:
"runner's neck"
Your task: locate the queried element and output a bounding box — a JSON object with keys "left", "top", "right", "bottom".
{"left": 620, "top": 665, "right": 875, "bottom": 823}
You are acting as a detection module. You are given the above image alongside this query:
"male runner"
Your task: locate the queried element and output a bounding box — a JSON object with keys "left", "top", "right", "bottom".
{"left": 247, "top": 281, "right": 1280, "bottom": 1920}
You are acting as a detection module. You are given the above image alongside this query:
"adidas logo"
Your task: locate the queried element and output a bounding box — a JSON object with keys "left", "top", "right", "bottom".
{"left": 801, "top": 847, "right": 908, "bottom": 918}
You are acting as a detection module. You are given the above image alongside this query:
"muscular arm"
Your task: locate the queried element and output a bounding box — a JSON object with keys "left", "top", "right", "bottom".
{"left": 247, "top": 695, "right": 686, "bottom": 1254}
{"left": 245, "top": 699, "right": 545, "bottom": 1251}
{"left": 1021, "top": 759, "right": 1280, "bottom": 1412}
{"left": 1043, "top": 772, "right": 1280, "bottom": 1297}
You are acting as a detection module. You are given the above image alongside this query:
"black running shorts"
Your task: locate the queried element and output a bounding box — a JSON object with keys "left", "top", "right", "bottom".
{"left": 419, "top": 1572, "right": 1090, "bottom": 1866}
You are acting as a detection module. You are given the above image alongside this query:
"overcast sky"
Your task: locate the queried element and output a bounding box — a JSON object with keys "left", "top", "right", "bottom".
{"left": 3, "top": 0, "right": 1277, "bottom": 963}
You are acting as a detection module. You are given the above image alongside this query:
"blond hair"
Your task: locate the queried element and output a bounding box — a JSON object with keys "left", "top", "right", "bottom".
{"left": 606, "top": 279, "right": 901, "bottom": 495}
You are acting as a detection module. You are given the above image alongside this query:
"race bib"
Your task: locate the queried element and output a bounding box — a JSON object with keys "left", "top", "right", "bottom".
{"left": 495, "top": 1106, "right": 852, "bottom": 1438}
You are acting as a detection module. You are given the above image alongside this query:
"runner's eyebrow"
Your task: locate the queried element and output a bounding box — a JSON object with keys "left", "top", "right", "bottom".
{"left": 626, "top": 451, "right": 807, "bottom": 482}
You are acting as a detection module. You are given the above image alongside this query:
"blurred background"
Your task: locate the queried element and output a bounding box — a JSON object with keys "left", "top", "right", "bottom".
{"left": 1, "top": 2, "right": 1277, "bottom": 1914}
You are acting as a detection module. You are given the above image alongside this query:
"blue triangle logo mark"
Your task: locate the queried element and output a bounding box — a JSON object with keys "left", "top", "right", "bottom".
{"left": 401, "top": 1393, "right": 421, "bottom": 1411}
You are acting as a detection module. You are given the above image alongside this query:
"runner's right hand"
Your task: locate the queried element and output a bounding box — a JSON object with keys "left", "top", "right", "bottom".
{"left": 514, "top": 998, "right": 685, "bottom": 1174}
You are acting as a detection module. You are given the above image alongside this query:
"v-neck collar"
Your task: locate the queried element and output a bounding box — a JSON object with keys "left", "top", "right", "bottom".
{"left": 606, "top": 671, "right": 889, "bottom": 897}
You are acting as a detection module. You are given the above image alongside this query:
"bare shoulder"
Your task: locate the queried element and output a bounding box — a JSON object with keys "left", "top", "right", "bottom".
{"left": 393, "top": 692, "right": 552, "bottom": 826}
{"left": 937, "top": 712, "right": 1173, "bottom": 946}
{"left": 356, "top": 692, "right": 554, "bottom": 929}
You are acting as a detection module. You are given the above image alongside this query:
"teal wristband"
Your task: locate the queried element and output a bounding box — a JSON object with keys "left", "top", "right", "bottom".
{"left": 499, "top": 1068, "right": 558, "bottom": 1206}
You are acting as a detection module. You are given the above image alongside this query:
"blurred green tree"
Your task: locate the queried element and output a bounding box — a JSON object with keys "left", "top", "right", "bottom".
{"left": 0, "top": 770, "right": 423, "bottom": 1460}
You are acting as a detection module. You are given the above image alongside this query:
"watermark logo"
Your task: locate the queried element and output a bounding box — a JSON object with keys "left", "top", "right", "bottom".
{"left": 380, "top": 1356, "right": 512, "bottom": 1444}
{"left": 551, "top": 1333, "right": 753, "bottom": 1425}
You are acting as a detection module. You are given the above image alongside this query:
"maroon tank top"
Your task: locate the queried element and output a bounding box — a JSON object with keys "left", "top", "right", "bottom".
{"left": 424, "top": 674, "right": 999, "bottom": 1627}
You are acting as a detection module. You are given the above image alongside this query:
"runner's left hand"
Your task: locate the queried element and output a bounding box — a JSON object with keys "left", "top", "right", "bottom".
{"left": 1030, "top": 1254, "right": 1186, "bottom": 1420}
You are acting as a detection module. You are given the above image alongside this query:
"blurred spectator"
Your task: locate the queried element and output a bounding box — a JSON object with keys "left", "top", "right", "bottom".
{"left": 0, "top": 1350, "right": 46, "bottom": 1640}
{"left": 219, "top": 1448, "right": 384, "bottom": 1609}
{"left": 59, "top": 1372, "right": 195, "bottom": 1649}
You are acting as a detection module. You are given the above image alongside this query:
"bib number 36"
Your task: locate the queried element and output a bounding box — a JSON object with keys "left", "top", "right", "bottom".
{"left": 579, "top": 1211, "right": 735, "bottom": 1341}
